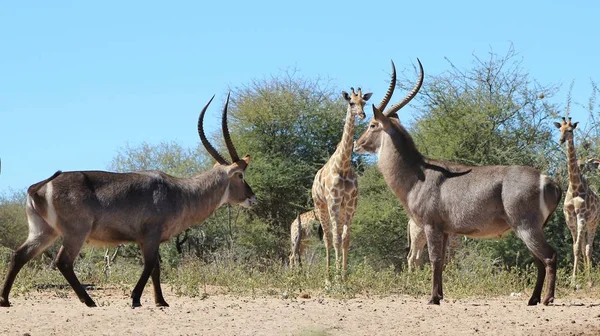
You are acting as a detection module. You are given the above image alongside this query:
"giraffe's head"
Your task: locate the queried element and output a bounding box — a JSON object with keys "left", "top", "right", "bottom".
{"left": 580, "top": 158, "right": 600, "bottom": 174}
{"left": 341, "top": 87, "right": 372, "bottom": 120}
{"left": 553, "top": 117, "right": 579, "bottom": 145}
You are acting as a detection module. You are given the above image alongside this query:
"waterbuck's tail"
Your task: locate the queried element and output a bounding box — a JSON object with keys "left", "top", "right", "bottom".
{"left": 27, "top": 171, "right": 62, "bottom": 196}
{"left": 541, "top": 176, "right": 562, "bottom": 228}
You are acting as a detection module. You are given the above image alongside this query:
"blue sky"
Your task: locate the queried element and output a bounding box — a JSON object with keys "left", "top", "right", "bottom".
{"left": 1, "top": 1, "right": 598, "bottom": 194}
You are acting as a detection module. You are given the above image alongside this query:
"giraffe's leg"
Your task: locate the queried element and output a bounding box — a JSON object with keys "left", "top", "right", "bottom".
{"left": 446, "top": 234, "right": 461, "bottom": 266}
{"left": 341, "top": 194, "right": 357, "bottom": 280}
{"left": 564, "top": 210, "right": 577, "bottom": 286}
{"left": 327, "top": 198, "right": 342, "bottom": 278}
{"left": 408, "top": 220, "right": 426, "bottom": 271}
{"left": 314, "top": 200, "right": 331, "bottom": 279}
{"left": 585, "top": 223, "right": 597, "bottom": 276}
{"left": 298, "top": 244, "right": 303, "bottom": 268}
{"left": 574, "top": 213, "right": 586, "bottom": 285}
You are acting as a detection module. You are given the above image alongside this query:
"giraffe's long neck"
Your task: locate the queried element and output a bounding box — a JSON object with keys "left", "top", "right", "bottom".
{"left": 332, "top": 106, "right": 356, "bottom": 174}
{"left": 566, "top": 137, "right": 583, "bottom": 189}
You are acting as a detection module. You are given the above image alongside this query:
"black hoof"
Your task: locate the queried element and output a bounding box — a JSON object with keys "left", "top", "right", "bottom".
{"left": 428, "top": 297, "right": 441, "bottom": 305}
{"left": 527, "top": 297, "right": 540, "bottom": 306}
{"left": 542, "top": 297, "right": 554, "bottom": 306}
{"left": 85, "top": 301, "right": 97, "bottom": 308}
{"left": 155, "top": 301, "right": 169, "bottom": 307}
{"left": 132, "top": 300, "right": 142, "bottom": 308}
{"left": 0, "top": 298, "right": 10, "bottom": 307}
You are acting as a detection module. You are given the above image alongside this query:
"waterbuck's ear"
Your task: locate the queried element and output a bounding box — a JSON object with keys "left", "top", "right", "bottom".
{"left": 342, "top": 91, "right": 350, "bottom": 101}
{"left": 372, "top": 105, "right": 386, "bottom": 121}
{"left": 572, "top": 122, "right": 579, "bottom": 129}
{"left": 372, "top": 105, "right": 391, "bottom": 128}
{"left": 553, "top": 122, "right": 562, "bottom": 129}
{"left": 242, "top": 154, "right": 251, "bottom": 165}
{"left": 363, "top": 92, "right": 373, "bottom": 101}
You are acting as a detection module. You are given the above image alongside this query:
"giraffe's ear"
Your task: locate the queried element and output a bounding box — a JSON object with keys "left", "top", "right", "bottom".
{"left": 553, "top": 122, "right": 562, "bottom": 129}
{"left": 362, "top": 92, "right": 373, "bottom": 101}
{"left": 342, "top": 91, "right": 350, "bottom": 101}
{"left": 572, "top": 122, "right": 579, "bottom": 129}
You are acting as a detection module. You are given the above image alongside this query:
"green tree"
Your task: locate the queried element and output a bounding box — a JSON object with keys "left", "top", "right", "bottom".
{"left": 0, "top": 190, "right": 28, "bottom": 250}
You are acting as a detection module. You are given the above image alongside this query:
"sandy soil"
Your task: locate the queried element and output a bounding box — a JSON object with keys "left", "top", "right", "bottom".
{"left": 1, "top": 288, "right": 600, "bottom": 336}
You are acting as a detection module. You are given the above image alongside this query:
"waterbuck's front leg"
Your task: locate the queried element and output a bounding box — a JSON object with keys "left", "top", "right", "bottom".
{"left": 55, "top": 236, "right": 97, "bottom": 307}
{"left": 131, "top": 238, "right": 161, "bottom": 308}
{"left": 424, "top": 224, "right": 445, "bottom": 305}
{"left": 151, "top": 256, "right": 169, "bottom": 307}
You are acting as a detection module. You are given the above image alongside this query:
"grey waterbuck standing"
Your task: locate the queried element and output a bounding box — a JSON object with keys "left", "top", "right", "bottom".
{"left": 353, "top": 59, "right": 562, "bottom": 305}
{"left": 0, "top": 94, "right": 257, "bottom": 308}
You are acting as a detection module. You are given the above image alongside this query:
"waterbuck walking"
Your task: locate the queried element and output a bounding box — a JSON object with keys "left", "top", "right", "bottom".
{"left": 353, "top": 59, "right": 561, "bottom": 305}
{"left": 0, "top": 94, "right": 257, "bottom": 308}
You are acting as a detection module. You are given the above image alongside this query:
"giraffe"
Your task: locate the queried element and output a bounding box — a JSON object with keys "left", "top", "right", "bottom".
{"left": 554, "top": 117, "right": 600, "bottom": 285}
{"left": 311, "top": 87, "right": 372, "bottom": 279}
{"left": 406, "top": 218, "right": 462, "bottom": 271}
{"left": 289, "top": 210, "right": 323, "bottom": 268}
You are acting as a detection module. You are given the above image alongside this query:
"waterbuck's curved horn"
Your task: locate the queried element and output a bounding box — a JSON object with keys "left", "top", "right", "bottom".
{"left": 384, "top": 58, "right": 424, "bottom": 117}
{"left": 198, "top": 95, "right": 229, "bottom": 165}
{"left": 221, "top": 92, "right": 240, "bottom": 162}
{"left": 377, "top": 60, "right": 397, "bottom": 112}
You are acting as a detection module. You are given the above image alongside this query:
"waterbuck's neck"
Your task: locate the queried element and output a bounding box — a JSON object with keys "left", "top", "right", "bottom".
{"left": 377, "top": 120, "right": 425, "bottom": 207}
{"left": 565, "top": 137, "right": 584, "bottom": 189}
{"left": 171, "top": 167, "right": 230, "bottom": 235}
{"left": 331, "top": 106, "right": 357, "bottom": 173}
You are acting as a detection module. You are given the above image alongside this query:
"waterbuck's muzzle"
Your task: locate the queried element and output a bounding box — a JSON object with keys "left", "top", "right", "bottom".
{"left": 353, "top": 140, "right": 366, "bottom": 154}
{"left": 241, "top": 195, "right": 258, "bottom": 208}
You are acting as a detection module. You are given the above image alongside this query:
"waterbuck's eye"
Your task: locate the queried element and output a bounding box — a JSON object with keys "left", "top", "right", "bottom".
{"left": 369, "top": 123, "right": 376, "bottom": 128}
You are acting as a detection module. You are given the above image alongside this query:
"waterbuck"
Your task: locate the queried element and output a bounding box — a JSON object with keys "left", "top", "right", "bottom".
{"left": 0, "top": 94, "right": 257, "bottom": 308}
{"left": 353, "top": 59, "right": 562, "bottom": 305}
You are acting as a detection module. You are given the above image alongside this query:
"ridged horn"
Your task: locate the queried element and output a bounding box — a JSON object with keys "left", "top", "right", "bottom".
{"left": 377, "top": 60, "right": 397, "bottom": 112}
{"left": 384, "top": 58, "right": 424, "bottom": 117}
{"left": 221, "top": 92, "right": 240, "bottom": 162}
{"left": 198, "top": 95, "right": 229, "bottom": 165}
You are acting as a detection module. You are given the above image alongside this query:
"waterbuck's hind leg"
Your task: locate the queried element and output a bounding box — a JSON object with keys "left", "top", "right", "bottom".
{"left": 55, "top": 236, "right": 97, "bottom": 307}
{"left": 151, "top": 257, "right": 169, "bottom": 307}
{"left": 1, "top": 210, "right": 58, "bottom": 307}
{"left": 517, "top": 226, "right": 557, "bottom": 306}
{"left": 528, "top": 257, "right": 545, "bottom": 305}
{"left": 131, "top": 239, "right": 161, "bottom": 308}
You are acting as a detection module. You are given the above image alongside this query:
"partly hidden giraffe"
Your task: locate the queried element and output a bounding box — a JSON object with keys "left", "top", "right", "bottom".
{"left": 312, "top": 87, "right": 372, "bottom": 279}
{"left": 580, "top": 158, "right": 600, "bottom": 174}
{"left": 289, "top": 210, "right": 323, "bottom": 268}
{"left": 554, "top": 117, "right": 600, "bottom": 285}
{"left": 406, "top": 218, "right": 462, "bottom": 271}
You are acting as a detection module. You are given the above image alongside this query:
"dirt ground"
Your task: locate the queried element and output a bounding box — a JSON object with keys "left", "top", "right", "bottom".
{"left": 1, "top": 288, "right": 600, "bottom": 336}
